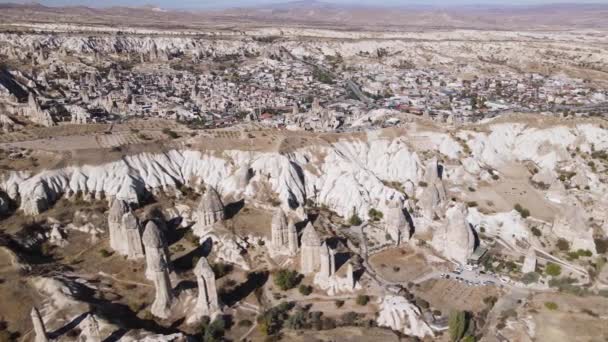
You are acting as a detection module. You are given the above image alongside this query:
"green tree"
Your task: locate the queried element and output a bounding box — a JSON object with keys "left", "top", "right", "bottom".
{"left": 545, "top": 263, "right": 562, "bottom": 277}
{"left": 556, "top": 239, "right": 570, "bottom": 251}
{"left": 274, "top": 269, "right": 300, "bottom": 291}
{"left": 449, "top": 311, "right": 468, "bottom": 342}
{"left": 356, "top": 295, "right": 370, "bottom": 306}
{"left": 348, "top": 207, "right": 363, "bottom": 226}
{"left": 368, "top": 208, "right": 384, "bottom": 221}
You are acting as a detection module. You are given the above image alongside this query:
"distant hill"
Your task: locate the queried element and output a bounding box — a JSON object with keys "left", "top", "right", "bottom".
{"left": 1, "top": 2, "right": 607, "bottom": 30}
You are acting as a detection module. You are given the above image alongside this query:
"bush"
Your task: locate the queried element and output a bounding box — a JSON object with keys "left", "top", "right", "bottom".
{"left": 348, "top": 210, "right": 363, "bottom": 226}
{"left": 99, "top": 249, "right": 112, "bottom": 258}
{"left": 334, "top": 300, "right": 345, "bottom": 308}
{"left": 544, "top": 302, "right": 558, "bottom": 310}
{"left": 341, "top": 311, "right": 360, "bottom": 325}
{"left": 356, "top": 295, "right": 370, "bottom": 306}
{"left": 545, "top": 263, "right": 562, "bottom": 277}
{"left": 184, "top": 230, "right": 200, "bottom": 245}
{"left": 467, "top": 201, "right": 478, "bottom": 208}
{"left": 418, "top": 181, "right": 428, "bottom": 187}
{"left": 531, "top": 226, "right": 542, "bottom": 237}
{"left": 298, "top": 284, "right": 313, "bottom": 296}
{"left": 449, "top": 311, "right": 468, "bottom": 342}
{"left": 595, "top": 238, "right": 608, "bottom": 254}
{"left": 274, "top": 269, "right": 300, "bottom": 291}
{"left": 238, "top": 319, "right": 253, "bottom": 327}
{"left": 521, "top": 272, "right": 540, "bottom": 284}
{"left": 556, "top": 239, "right": 570, "bottom": 251}
{"left": 212, "top": 263, "right": 233, "bottom": 279}
{"left": 514, "top": 204, "right": 530, "bottom": 218}
{"left": 368, "top": 208, "right": 383, "bottom": 221}
{"left": 203, "top": 316, "right": 227, "bottom": 341}
{"left": 162, "top": 128, "right": 179, "bottom": 139}
{"left": 415, "top": 298, "right": 430, "bottom": 309}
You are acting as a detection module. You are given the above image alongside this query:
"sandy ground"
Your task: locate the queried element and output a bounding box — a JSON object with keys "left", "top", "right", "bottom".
{"left": 525, "top": 292, "right": 608, "bottom": 342}
{"left": 369, "top": 247, "right": 433, "bottom": 284}
{"left": 416, "top": 278, "right": 501, "bottom": 313}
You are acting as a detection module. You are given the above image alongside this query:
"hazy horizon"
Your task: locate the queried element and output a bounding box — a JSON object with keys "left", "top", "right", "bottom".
{"left": 2, "top": 0, "right": 608, "bottom": 10}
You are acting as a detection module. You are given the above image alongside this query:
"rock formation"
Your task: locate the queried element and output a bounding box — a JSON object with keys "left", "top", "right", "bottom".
{"left": 287, "top": 219, "right": 299, "bottom": 256}
{"left": 313, "top": 242, "right": 359, "bottom": 295}
{"left": 431, "top": 204, "right": 475, "bottom": 265}
{"left": 188, "top": 257, "right": 221, "bottom": 324}
{"left": 83, "top": 314, "right": 102, "bottom": 342}
{"left": 196, "top": 187, "right": 224, "bottom": 227}
{"left": 108, "top": 199, "right": 129, "bottom": 253}
{"left": 108, "top": 199, "right": 144, "bottom": 259}
{"left": 385, "top": 200, "right": 409, "bottom": 245}
{"left": 30, "top": 307, "right": 49, "bottom": 342}
{"left": 419, "top": 158, "right": 447, "bottom": 220}
{"left": 300, "top": 222, "right": 322, "bottom": 274}
{"left": 24, "top": 93, "right": 54, "bottom": 127}
{"left": 142, "top": 220, "right": 172, "bottom": 279}
{"left": 143, "top": 221, "right": 174, "bottom": 319}
{"left": 319, "top": 241, "right": 336, "bottom": 279}
{"left": 522, "top": 248, "right": 537, "bottom": 274}
{"left": 270, "top": 209, "right": 299, "bottom": 256}
{"left": 122, "top": 211, "right": 145, "bottom": 259}
{"left": 377, "top": 296, "right": 434, "bottom": 339}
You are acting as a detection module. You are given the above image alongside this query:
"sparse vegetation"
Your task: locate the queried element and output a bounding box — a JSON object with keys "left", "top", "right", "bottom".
{"left": 545, "top": 263, "right": 562, "bottom": 277}
{"left": 356, "top": 294, "right": 370, "bottom": 306}
{"left": 556, "top": 238, "right": 570, "bottom": 251}
{"left": 368, "top": 208, "right": 383, "bottom": 221}
{"left": 544, "top": 302, "right": 558, "bottom": 310}
{"left": 274, "top": 269, "right": 301, "bottom": 291}
{"left": 162, "top": 128, "right": 179, "bottom": 139}
{"left": 514, "top": 204, "right": 530, "bottom": 218}
{"left": 448, "top": 310, "right": 469, "bottom": 342}
{"left": 298, "top": 284, "right": 313, "bottom": 296}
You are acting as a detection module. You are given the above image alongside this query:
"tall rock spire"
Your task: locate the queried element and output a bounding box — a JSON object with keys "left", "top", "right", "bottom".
{"left": 385, "top": 200, "right": 408, "bottom": 245}
{"left": 271, "top": 209, "right": 288, "bottom": 249}
{"left": 197, "top": 187, "right": 225, "bottom": 227}
{"left": 30, "top": 307, "right": 48, "bottom": 342}
{"left": 108, "top": 199, "right": 129, "bottom": 254}
{"left": 142, "top": 220, "right": 172, "bottom": 280}
{"left": 122, "top": 211, "right": 144, "bottom": 259}
{"left": 300, "top": 222, "right": 322, "bottom": 274}
{"left": 188, "top": 257, "right": 221, "bottom": 323}
{"left": 287, "top": 218, "right": 299, "bottom": 256}
{"left": 143, "top": 221, "right": 173, "bottom": 319}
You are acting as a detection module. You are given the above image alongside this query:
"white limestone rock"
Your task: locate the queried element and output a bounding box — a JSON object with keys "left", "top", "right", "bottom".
{"left": 431, "top": 204, "right": 475, "bottom": 265}
{"left": 377, "top": 295, "right": 434, "bottom": 339}
{"left": 300, "top": 222, "right": 322, "bottom": 274}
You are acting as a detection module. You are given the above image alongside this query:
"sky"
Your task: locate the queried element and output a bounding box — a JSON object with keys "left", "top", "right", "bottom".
{"left": 3, "top": 0, "right": 608, "bottom": 9}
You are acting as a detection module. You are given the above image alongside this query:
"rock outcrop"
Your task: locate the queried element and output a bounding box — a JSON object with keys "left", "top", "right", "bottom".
{"left": 300, "top": 222, "right": 322, "bottom": 274}
{"left": 431, "top": 204, "right": 476, "bottom": 265}
{"left": 143, "top": 221, "right": 174, "bottom": 319}
{"left": 270, "top": 209, "right": 299, "bottom": 256}
{"left": 196, "top": 187, "right": 224, "bottom": 227}
{"left": 188, "top": 257, "right": 221, "bottom": 324}
{"left": 419, "top": 158, "right": 447, "bottom": 220}
{"left": 377, "top": 296, "right": 434, "bottom": 339}
{"left": 142, "top": 220, "right": 172, "bottom": 281}
{"left": 122, "top": 211, "right": 145, "bottom": 259}
{"left": 108, "top": 199, "right": 129, "bottom": 253}
{"left": 385, "top": 200, "right": 409, "bottom": 245}
{"left": 108, "top": 199, "right": 144, "bottom": 259}
{"left": 31, "top": 307, "right": 49, "bottom": 342}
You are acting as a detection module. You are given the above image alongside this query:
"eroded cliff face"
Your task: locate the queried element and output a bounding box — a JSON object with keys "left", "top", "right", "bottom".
{"left": 2, "top": 121, "right": 608, "bottom": 257}
{"left": 0, "top": 133, "right": 425, "bottom": 218}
